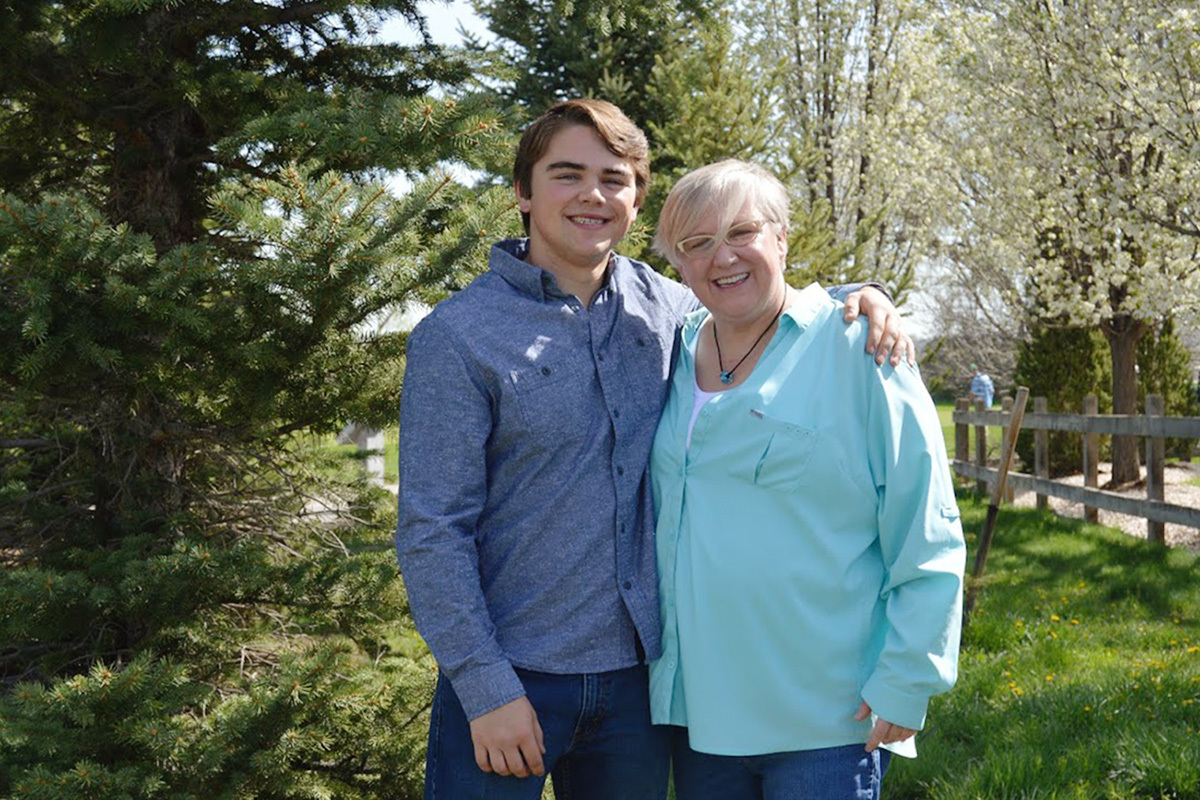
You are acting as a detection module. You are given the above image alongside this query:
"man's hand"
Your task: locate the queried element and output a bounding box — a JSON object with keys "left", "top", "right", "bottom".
{"left": 854, "top": 700, "right": 917, "bottom": 753}
{"left": 842, "top": 286, "right": 915, "bottom": 367}
{"left": 469, "top": 696, "right": 546, "bottom": 778}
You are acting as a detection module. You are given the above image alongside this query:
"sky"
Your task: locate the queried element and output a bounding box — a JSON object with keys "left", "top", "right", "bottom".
{"left": 381, "top": 0, "right": 491, "bottom": 46}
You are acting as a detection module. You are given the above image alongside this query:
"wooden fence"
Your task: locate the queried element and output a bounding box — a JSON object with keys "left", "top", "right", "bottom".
{"left": 952, "top": 394, "right": 1200, "bottom": 544}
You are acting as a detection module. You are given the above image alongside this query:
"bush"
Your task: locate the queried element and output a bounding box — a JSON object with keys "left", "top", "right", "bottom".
{"left": 1014, "top": 326, "right": 1111, "bottom": 477}
{"left": 1137, "top": 318, "right": 1200, "bottom": 460}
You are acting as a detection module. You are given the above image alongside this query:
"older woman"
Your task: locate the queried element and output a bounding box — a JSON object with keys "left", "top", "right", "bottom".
{"left": 647, "top": 160, "right": 965, "bottom": 800}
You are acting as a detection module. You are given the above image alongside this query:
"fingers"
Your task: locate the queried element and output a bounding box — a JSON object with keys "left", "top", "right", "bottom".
{"left": 865, "top": 719, "right": 887, "bottom": 753}
{"left": 474, "top": 739, "right": 491, "bottom": 773}
{"left": 853, "top": 700, "right": 872, "bottom": 722}
{"left": 842, "top": 290, "right": 863, "bottom": 323}
{"left": 864, "top": 717, "right": 917, "bottom": 753}
{"left": 469, "top": 696, "right": 546, "bottom": 778}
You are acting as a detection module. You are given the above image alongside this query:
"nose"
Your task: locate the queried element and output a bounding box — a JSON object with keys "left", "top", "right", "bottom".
{"left": 577, "top": 178, "right": 604, "bottom": 203}
{"left": 713, "top": 238, "right": 739, "bottom": 264}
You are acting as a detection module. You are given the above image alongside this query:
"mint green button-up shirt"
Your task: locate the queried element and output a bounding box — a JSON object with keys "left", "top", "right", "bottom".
{"left": 648, "top": 284, "right": 965, "bottom": 757}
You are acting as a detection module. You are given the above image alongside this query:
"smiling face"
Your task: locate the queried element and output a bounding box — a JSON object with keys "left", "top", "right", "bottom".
{"left": 516, "top": 124, "right": 640, "bottom": 285}
{"left": 675, "top": 202, "right": 789, "bottom": 332}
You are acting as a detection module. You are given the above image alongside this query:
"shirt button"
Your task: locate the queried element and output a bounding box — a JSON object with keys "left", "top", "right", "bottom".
{"left": 617, "top": 466, "right": 625, "bottom": 476}
{"left": 623, "top": 579, "right": 633, "bottom": 590}
{"left": 598, "top": 351, "right": 605, "bottom": 361}
{"left": 613, "top": 407, "right": 620, "bottom": 418}
{"left": 666, "top": 660, "right": 676, "bottom": 669}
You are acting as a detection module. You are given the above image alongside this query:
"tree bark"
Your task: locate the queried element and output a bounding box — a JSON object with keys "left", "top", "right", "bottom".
{"left": 1103, "top": 313, "right": 1147, "bottom": 485}
{"left": 107, "top": 105, "right": 206, "bottom": 252}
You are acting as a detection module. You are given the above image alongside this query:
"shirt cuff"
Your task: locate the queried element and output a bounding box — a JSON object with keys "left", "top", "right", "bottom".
{"left": 449, "top": 661, "right": 527, "bottom": 721}
{"left": 861, "top": 677, "right": 930, "bottom": 732}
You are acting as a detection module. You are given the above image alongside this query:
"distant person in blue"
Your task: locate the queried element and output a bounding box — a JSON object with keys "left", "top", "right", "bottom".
{"left": 647, "top": 160, "right": 965, "bottom": 800}
{"left": 394, "top": 102, "right": 913, "bottom": 800}
{"left": 969, "top": 364, "right": 995, "bottom": 408}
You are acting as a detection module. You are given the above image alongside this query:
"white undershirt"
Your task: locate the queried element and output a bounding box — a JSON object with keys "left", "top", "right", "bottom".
{"left": 687, "top": 333, "right": 725, "bottom": 448}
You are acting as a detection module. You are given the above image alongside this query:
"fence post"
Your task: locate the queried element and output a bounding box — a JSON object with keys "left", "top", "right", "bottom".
{"left": 1146, "top": 394, "right": 1166, "bottom": 545}
{"left": 955, "top": 397, "right": 969, "bottom": 482}
{"left": 975, "top": 398, "right": 988, "bottom": 495}
{"left": 1034, "top": 396, "right": 1049, "bottom": 510}
{"left": 1083, "top": 395, "right": 1099, "bottom": 523}
{"left": 1001, "top": 395, "right": 1015, "bottom": 502}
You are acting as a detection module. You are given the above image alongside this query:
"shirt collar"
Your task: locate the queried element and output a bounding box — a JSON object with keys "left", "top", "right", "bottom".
{"left": 489, "top": 238, "right": 618, "bottom": 302}
{"left": 682, "top": 281, "right": 834, "bottom": 344}
{"left": 780, "top": 282, "right": 836, "bottom": 333}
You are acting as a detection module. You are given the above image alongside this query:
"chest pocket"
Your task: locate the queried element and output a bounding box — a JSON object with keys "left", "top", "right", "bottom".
{"left": 744, "top": 410, "right": 820, "bottom": 493}
{"left": 510, "top": 354, "right": 599, "bottom": 442}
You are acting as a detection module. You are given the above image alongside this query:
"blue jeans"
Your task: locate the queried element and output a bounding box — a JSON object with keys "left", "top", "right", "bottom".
{"left": 670, "top": 727, "right": 891, "bottom": 800}
{"left": 424, "top": 665, "right": 670, "bottom": 800}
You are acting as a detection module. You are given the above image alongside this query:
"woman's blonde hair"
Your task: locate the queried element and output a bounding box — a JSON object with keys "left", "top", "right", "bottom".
{"left": 652, "top": 159, "right": 789, "bottom": 269}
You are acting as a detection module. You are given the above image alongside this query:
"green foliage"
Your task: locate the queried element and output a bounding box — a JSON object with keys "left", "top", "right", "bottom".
{"left": 1137, "top": 319, "right": 1200, "bottom": 460}
{"left": 470, "top": 0, "right": 718, "bottom": 146}
{"left": 0, "top": 1, "right": 509, "bottom": 796}
{"left": 885, "top": 494, "right": 1200, "bottom": 799}
{"left": 1013, "top": 326, "right": 1111, "bottom": 477}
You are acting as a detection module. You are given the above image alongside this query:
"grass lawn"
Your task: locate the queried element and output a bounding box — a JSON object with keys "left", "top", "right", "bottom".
{"left": 936, "top": 402, "right": 1007, "bottom": 462}
{"left": 885, "top": 492, "right": 1200, "bottom": 799}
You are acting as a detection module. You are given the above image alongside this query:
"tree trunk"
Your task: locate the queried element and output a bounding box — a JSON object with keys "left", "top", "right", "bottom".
{"left": 1103, "top": 314, "right": 1147, "bottom": 485}
{"left": 107, "top": 105, "right": 206, "bottom": 252}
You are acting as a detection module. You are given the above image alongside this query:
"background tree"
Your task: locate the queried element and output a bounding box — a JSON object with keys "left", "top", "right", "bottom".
{"left": 0, "top": 1, "right": 513, "bottom": 796}
{"left": 937, "top": 0, "right": 1200, "bottom": 484}
{"left": 745, "top": 0, "right": 954, "bottom": 301}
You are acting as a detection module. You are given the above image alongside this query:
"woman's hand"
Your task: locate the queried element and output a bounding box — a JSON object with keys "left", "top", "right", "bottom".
{"left": 854, "top": 701, "right": 917, "bottom": 752}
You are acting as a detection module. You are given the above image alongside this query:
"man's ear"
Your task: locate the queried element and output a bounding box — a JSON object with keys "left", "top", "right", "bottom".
{"left": 514, "top": 182, "right": 531, "bottom": 213}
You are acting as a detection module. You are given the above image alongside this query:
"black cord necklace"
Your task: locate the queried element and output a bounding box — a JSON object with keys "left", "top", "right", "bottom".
{"left": 712, "top": 294, "right": 788, "bottom": 385}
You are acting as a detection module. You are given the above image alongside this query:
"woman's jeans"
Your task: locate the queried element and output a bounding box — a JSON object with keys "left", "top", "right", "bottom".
{"left": 671, "top": 726, "right": 891, "bottom": 800}
{"left": 424, "top": 665, "right": 670, "bottom": 800}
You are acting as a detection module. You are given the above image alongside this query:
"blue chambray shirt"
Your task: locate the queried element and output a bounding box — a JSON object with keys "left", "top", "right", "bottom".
{"left": 649, "top": 284, "right": 965, "bottom": 757}
{"left": 396, "top": 241, "right": 862, "bottom": 720}
{"left": 395, "top": 239, "right": 696, "bottom": 719}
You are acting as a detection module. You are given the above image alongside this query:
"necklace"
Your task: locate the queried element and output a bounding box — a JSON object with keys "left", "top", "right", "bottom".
{"left": 713, "top": 294, "right": 788, "bottom": 385}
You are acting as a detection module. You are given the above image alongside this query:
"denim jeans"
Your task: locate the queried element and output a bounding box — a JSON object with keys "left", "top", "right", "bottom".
{"left": 670, "top": 727, "right": 891, "bottom": 800}
{"left": 424, "top": 665, "right": 670, "bottom": 800}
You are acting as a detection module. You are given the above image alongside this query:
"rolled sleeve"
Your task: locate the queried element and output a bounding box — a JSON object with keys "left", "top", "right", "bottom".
{"left": 395, "top": 316, "right": 524, "bottom": 719}
{"left": 863, "top": 360, "right": 966, "bottom": 731}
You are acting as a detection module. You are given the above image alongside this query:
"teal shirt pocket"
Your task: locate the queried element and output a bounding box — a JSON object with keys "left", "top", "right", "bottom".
{"left": 746, "top": 409, "right": 819, "bottom": 493}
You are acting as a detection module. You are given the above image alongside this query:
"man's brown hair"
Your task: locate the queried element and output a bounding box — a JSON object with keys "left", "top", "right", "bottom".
{"left": 512, "top": 99, "right": 651, "bottom": 233}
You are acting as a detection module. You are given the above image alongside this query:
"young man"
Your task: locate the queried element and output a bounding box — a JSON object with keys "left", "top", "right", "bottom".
{"left": 395, "top": 99, "right": 912, "bottom": 800}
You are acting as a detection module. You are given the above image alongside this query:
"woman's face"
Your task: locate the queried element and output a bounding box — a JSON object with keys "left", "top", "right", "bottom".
{"left": 675, "top": 203, "right": 788, "bottom": 330}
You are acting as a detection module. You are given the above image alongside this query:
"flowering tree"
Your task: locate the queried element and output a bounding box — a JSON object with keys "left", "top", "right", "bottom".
{"left": 939, "top": 0, "right": 1200, "bottom": 483}
{"left": 744, "top": 0, "right": 958, "bottom": 301}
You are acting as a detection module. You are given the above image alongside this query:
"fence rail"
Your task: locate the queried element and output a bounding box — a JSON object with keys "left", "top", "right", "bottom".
{"left": 952, "top": 394, "right": 1200, "bottom": 543}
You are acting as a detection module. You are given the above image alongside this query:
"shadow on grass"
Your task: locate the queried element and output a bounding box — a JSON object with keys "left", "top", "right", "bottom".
{"left": 884, "top": 492, "right": 1200, "bottom": 800}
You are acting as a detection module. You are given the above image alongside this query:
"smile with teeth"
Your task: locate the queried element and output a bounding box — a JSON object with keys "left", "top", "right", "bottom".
{"left": 714, "top": 272, "right": 750, "bottom": 287}
{"left": 569, "top": 216, "right": 607, "bottom": 227}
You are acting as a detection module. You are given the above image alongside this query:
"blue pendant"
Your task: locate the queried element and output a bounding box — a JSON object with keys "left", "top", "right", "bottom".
{"left": 720, "top": 371, "right": 733, "bottom": 384}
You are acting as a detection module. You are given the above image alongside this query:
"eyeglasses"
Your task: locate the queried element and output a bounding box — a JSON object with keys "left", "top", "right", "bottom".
{"left": 675, "top": 219, "right": 770, "bottom": 258}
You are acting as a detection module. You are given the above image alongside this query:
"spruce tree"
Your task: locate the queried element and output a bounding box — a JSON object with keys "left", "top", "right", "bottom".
{"left": 1, "top": 2, "right": 514, "bottom": 797}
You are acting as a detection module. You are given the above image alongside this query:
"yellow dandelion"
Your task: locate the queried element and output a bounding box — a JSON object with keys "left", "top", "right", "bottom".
{"left": 1045, "top": 674, "right": 1055, "bottom": 682}
{"left": 1187, "top": 646, "right": 1199, "bottom": 654}
{"left": 1083, "top": 705, "right": 1092, "bottom": 712}
{"left": 1070, "top": 619, "right": 1081, "bottom": 625}
{"left": 1051, "top": 614, "right": 1061, "bottom": 622}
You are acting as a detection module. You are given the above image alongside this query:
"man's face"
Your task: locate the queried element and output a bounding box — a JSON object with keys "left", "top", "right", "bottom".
{"left": 516, "top": 124, "right": 640, "bottom": 277}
